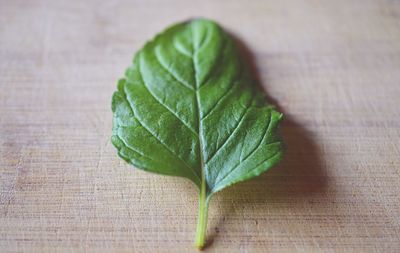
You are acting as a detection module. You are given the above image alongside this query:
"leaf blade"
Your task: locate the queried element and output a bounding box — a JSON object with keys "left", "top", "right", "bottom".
{"left": 112, "top": 18, "right": 284, "bottom": 196}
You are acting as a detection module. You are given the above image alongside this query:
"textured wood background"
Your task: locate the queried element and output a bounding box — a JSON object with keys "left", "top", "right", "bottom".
{"left": 1, "top": 0, "right": 400, "bottom": 252}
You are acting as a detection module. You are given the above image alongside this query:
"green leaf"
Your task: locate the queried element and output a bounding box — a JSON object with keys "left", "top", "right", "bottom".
{"left": 111, "top": 18, "right": 283, "bottom": 249}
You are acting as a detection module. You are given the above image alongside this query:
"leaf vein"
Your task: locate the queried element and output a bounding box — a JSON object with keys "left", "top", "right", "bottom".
{"left": 201, "top": 80, "right": 239, "bottom": 121}
{"left": 173, "top": 39, "right": 192, "bottom": 58}
{"left": 214, "top": 112, "right": 274, "bottom": 185}
{"left": 204, "top": 98, "right": 254, "bottom": 164}
{"left": 136, "top": 59, "right": 198, "bottom": 137}
{"left": 154, "top": 47, "right": 195, "bottom": 91}
{"left": 121, "top": 84, "right": 202, "bottom": 185}
{"left": 114, "top": 132, "right": 147, "bottom": 157}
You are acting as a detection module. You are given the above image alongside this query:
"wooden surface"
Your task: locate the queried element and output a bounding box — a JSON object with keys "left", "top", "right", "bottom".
{"left": 1, "top": 0, "right": 400, "bottom": 252}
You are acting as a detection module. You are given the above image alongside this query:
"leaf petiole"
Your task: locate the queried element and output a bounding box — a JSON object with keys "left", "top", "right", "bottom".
{"left": 195, "top": 179, "right": 209, "bottom": 249}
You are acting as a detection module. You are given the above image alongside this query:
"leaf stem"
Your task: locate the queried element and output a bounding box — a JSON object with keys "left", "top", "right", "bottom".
{"left": 195, "top": 179, "right": 209, "bottom": 250}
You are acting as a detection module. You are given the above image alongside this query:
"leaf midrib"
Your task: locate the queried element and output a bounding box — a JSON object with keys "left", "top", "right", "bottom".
{"left": 191, "top": 24, "right": 207, "bottom": 194}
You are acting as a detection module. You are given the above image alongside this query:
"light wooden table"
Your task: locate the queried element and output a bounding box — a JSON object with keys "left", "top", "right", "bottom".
{"left": 1, "top": 0, "right": 400, "bottom": 252}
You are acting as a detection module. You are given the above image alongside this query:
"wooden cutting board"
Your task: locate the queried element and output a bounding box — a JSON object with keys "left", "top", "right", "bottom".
{"left": 1, "top": 0, "right": 399, "bottom": 252}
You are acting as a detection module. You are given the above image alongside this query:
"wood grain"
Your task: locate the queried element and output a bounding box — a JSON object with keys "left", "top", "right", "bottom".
{"left": 1, "top": 0, "right": 400, "bottom": 252}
